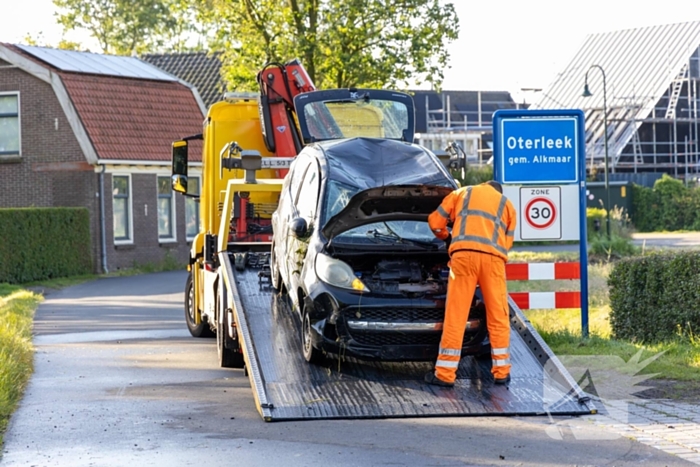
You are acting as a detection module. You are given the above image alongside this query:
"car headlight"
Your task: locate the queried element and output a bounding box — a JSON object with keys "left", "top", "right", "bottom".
{"left": 315, "top": 253, "right": 369, "bottom": 292}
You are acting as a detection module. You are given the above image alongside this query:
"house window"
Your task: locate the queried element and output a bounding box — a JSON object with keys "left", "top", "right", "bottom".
{"left": 113, "top": 175, "right": 132, "bottom": 243}
{"left": 157, "top": 176, "right": 176, "bottom": 241}
{"left": 185, "top": 176, "right": 200, "bottom": 240}
{"left": 0, "top": 93, "right": 20, "bottom": 158}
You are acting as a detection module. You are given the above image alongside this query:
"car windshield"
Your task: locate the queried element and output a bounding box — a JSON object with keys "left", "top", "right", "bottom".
{"left": 302, "top": 96, "right": 409, "bottom": 142}
{"left": 337, "top": 221, "right": 439, "bottom": 245}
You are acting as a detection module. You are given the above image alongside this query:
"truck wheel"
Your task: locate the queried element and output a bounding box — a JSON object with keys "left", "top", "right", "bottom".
{"left": 270, "top": 242, "right": 284, "bottom": 293}
{"left": 185, "top": 273, "right": 214, "bottom": 338}
{"left": 302, "top": 310, "right": 324, "bottom": 365}
{"left": 217, "top": 295, "right": 245, "bottom": 369}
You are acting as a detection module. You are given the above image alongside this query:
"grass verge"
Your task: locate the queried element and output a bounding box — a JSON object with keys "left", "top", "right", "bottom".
{"left": 511, "top": 251, "right": 700, "bottom": 397}
{"left": 526, "top": 303, "right": 700, "bottom": 383}
{"left": 0, "top": 284, "right": 40, "bottom": 441}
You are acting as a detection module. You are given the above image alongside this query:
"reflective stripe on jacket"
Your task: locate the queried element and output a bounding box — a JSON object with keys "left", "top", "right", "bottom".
{"left": 428, "top": 183, "right": 517, "bottom": 261}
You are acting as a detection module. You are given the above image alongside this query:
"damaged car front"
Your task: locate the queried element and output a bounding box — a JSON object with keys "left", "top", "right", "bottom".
{"left": 303, "top": 183, "right": 490, "bottom": 362}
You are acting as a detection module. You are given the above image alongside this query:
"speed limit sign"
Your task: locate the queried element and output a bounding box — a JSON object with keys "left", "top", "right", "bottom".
{"left": 519, "top": 186, "right": 562, "bottom": 240}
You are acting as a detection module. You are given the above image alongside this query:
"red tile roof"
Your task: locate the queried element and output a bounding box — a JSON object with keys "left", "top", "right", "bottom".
{"left": 6, "top": 44, "right": 203, "bottom": 163}
{"left": 60, "top": 73, "right": 203, "bottom": 162}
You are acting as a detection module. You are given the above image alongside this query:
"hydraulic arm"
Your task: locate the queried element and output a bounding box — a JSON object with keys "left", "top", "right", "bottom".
{"left": 257, "top": 59, "right": 316, "bottom": 157}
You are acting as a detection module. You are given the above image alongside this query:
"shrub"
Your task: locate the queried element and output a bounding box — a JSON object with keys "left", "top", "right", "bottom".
{"left": 630, "top": 183, "right": 659, "bottom": 232}
{"left": 0, "top": 208, "right": 92, "bottom": 283}
{"left": 630, "top": 174, "right": 700, "bottom": 232}
{"left": 587, "top": 207, "right": 635, "bottom": 257}
{"left": 453, "top": 165, "right": 493, "bottom": 186}
{"left": 588, "top": 234, "right": 638, "bottom": 261}
{"left": 587, "top": 207, "right": 607, "bottom": 238}
{"left": 608, "top": 251, "right": 700, "bottom": 342}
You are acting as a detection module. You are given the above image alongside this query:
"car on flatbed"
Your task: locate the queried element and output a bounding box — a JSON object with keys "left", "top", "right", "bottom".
{"left": 270, "top": 89, "right": 490, "bottom": 364}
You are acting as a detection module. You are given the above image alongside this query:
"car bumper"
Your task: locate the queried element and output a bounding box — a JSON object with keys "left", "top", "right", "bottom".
{"left": 309, "top": 317, "right": 489, "bottom": 361}
{"left": 306, "top": 288, "right": 489, "bottom": 362}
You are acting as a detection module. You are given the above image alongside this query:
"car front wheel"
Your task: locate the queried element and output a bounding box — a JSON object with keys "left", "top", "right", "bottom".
{"left": 302, "top": 309, "right": 324, "bottom": 365}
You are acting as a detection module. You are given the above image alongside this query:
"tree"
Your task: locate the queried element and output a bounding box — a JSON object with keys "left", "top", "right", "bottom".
{"left": 53, "top": 0, "right": 177, "bottom": 55}
{"left": 22, "top": 33, "right": 83, "bottom": 51}
{"left": 159, "top": 0, "right": 218, "bottom": 53}
{"left": 204, "top": 0, "right": 459, "bottom": 91}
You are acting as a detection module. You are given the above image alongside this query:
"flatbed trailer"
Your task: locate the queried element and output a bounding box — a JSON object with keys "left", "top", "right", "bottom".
{"left": 219, "top": 249, "right": 596, "bottom": 422}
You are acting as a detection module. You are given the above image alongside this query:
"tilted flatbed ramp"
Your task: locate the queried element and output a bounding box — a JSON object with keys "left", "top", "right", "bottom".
{"left": 222, "top": 255, "right": 595, "bottom": 422}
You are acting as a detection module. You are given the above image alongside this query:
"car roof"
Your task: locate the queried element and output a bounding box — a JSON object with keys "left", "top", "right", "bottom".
{"left": 313, "top": 137, "right": 455, "bottom": 190}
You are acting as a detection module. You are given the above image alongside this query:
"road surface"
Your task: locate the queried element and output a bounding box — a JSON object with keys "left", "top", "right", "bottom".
{"left": 0, "top": 271, "right": 694, "bottom": 466}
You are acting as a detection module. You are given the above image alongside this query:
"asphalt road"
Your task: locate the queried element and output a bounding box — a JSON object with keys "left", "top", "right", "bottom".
{"left": 511, "top": 232, "right": 700, "bottom": 253}
{"left": 0, "top": 271, "right": 694, "bottom": 466}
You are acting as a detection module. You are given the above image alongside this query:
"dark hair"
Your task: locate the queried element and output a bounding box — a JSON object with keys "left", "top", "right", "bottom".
{"left": 486, "top": 180, "right": 503, "bottom": 193}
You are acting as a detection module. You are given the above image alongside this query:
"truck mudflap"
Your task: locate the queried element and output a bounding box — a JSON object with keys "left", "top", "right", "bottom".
{"left": 221, "top": 254, "right": 596, "bottom": 422}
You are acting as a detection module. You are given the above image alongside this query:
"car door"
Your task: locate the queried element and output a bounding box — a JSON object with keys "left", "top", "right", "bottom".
{"left": 277, "top": 156, "right": 310, "bottom": 292}
{"left": 287, "top": 158, "right": 321, "bottom": 308}
{"left": 272, "top": 165, "right": 293, "bottom": 286}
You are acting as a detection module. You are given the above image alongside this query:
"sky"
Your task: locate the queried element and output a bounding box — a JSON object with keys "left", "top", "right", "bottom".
{"left": 1, "top": 0, "right": 698, "bottom": 104}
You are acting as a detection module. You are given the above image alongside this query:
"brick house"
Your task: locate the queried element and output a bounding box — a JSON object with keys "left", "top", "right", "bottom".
{"left": 0, "top": 44, "right": 205, "bottom": 273}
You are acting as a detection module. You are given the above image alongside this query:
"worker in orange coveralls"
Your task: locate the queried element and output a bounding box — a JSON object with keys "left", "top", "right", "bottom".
{"left": 425, "top": 180, "right": 517, "bottom": 387}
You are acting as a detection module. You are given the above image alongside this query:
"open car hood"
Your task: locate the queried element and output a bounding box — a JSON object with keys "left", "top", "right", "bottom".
{"left": 321, "top": 184, "right": 453, "bottom": 240}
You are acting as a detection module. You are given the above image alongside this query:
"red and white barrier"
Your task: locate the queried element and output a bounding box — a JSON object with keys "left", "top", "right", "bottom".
{"left": 506, "top": 262, "right": 581, "bottom": 310}
{"left": 505, "top": 262, "right": 580, "bottom": 281}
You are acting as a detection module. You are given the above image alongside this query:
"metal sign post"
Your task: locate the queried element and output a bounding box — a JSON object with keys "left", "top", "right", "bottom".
{"left": 493, "top": 109, "right": 589, "bottom": 338}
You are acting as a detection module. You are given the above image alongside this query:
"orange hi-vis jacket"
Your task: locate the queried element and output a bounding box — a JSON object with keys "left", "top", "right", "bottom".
{"left": 428, "top": 183, "right": 516, "bottom": 260}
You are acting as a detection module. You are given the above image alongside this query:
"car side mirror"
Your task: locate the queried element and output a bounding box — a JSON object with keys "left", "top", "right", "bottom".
{"left": 290, "top": 217, "right": 308, "bottom": 238}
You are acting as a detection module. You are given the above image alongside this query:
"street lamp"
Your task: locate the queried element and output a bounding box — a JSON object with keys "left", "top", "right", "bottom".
{"left": 582, "top": 64, "right": 611, "bottom": 240}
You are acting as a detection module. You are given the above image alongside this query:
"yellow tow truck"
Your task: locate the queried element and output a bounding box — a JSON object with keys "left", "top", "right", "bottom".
{"left": 169, "top": 61, "right": 594, "bottom": 422}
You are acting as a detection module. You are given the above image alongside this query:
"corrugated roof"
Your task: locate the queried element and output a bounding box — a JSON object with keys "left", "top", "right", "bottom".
{"left": 60, "top": 73, "right": 203, "bottom": 162}
{"left": 15, "top": 44, "right": 177, "bottom": 81}
{"left": 410, "top": 90, "right": 516, "bottom": 133}
{"left": 534, "top": 21, "right": 700, "bottom": 165}
{"left": 142, "top": 52, "right": 225, "bottom": 108}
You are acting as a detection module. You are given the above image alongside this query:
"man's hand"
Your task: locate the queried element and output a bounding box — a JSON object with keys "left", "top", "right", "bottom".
{"left": 445, "top": 234, "right": 452, "bottom": 250}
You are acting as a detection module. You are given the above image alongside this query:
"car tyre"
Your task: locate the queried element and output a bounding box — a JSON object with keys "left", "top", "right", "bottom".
{"left": 217, "top": 293, "right": 245, "bottom": 369}
{"left": 302, "top": 310, "right": 324, "bottom": 365}
{"left": 185, "top": 273, "right": 214, "bottom": 338}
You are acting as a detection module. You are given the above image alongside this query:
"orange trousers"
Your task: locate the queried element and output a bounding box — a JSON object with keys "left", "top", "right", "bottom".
{"left": 434, "top": 250, "right": 511, "bottom": 383}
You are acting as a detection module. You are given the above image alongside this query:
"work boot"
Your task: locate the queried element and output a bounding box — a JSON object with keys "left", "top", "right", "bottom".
{"left": 424, "top": 371, "right": 454, "bottom": 388}
{"left": 494, "top": 374, "right": 511, "bottom": 385}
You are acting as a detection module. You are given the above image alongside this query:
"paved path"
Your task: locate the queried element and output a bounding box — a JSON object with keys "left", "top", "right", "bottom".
{"left": 511, "top": 231, "right": 700, "bottom": 253}
{"left": 632, "top": 232, "right": 700, "bottom": 250}
{"left": 0, "top": 271, "right": 696, "bottom": 466}
{"left": 586, "top": 399, "right": 700, "bottom": 464}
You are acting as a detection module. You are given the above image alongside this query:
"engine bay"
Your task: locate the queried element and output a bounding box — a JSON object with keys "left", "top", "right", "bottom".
{"left": 342, "top": 255, "right": 450, "bottom": 296}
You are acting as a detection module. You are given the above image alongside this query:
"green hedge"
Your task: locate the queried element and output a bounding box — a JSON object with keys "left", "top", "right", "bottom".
{"left": 0, "top": 208, "right": 92, "bottom": 283}
{"left": 609, "top": 251, "right": 700, "bottom": 342}
{"left": 631, "top": 175, "right": 700, "bottom": 232}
